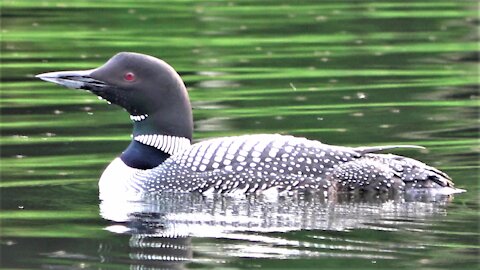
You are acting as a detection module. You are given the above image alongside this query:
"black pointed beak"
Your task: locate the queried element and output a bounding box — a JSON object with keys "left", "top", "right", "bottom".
{"left": 35, "top": 69, "right": 107, "bottom": 91}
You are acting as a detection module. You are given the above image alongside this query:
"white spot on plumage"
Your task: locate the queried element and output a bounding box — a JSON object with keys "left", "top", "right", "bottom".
{"left": 268, "top": 149, "right": 278, "bottom": 158}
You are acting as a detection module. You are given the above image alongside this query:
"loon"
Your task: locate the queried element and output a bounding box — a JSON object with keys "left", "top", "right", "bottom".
{"left": 36, "top": 52, "right": 462, "bottom": 199}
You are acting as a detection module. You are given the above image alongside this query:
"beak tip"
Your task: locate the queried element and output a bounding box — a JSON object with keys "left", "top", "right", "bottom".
{"left": 35, "top": 72, "right": 54, "bottom": 81}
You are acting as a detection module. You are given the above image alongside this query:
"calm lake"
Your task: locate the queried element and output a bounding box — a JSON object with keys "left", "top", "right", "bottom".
{"left": 1, "top": 0, "right": 479, "bottom": 269}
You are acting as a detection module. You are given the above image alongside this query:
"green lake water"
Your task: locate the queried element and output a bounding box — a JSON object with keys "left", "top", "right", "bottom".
{"left": 1, "top": 0, "right": 479, "bottom": 269}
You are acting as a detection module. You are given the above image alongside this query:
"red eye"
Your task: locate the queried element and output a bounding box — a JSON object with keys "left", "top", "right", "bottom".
{"left": 124, "top": 72, "right": 135, "bottom": 82}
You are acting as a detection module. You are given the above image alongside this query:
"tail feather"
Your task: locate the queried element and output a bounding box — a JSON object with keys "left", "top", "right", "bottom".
{"left": 352, "top": 145, "right": 458, "bottom": 190}
{"left": 332, "top": 152, "right": 464, "bottom": 195}
{"left": 367, "top": 153, "right": 458, "bottom": 190}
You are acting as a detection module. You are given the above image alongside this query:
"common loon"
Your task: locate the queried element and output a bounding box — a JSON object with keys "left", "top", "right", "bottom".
{"left": 36, "top": 52, "right": 462, "bottom": 199}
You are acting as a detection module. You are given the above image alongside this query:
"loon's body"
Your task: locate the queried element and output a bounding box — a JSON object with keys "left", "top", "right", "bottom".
{"left": 100, "top": 134, "right": 454, "bottom": 198}
{"left": 36, "top": 52, "right": 462, "bottom": 199}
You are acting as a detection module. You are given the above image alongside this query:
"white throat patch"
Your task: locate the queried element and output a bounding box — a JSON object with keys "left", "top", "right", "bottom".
{"left": 134, "top": 134, "right": 191, "bottom": 155}
{"left": 130, "top": 114, "right": 149, "bottom": 122}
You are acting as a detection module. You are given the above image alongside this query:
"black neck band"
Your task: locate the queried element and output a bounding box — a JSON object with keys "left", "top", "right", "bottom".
{"left": 120, "top": 140, "right": 170, "bottom": 169}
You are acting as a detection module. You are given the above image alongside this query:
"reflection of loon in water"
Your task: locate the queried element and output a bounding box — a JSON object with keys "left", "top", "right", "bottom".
{"left": 36, "top": 52, "right": 465, "bottom": 199}
{"left": 99, "top": 193, "right": 452, "bottom": 269}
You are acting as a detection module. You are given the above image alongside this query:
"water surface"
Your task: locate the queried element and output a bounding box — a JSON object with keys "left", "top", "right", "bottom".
{"left": 1, "top": 0, "right": 479, "bottom": 269}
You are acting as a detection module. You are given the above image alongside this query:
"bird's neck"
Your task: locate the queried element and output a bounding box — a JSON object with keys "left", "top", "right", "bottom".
{"left": 121, "top": 107, "right": 193, "bottom": 169}
{"left": 120, "top": 140, "right": 170, "bottom": 169}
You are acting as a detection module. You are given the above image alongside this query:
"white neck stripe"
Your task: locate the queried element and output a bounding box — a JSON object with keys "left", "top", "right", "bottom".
{"left": 130, "top": 114, "right": 149, "bottom": 122}
{"left": 134, "top": 134, "right": 191, "bottom": 155}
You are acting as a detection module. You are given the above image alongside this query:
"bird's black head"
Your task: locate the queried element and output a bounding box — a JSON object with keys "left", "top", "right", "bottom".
{"left": 36, "top": 52, "right": 187, "bottom": 117}
{"left": 36, "top": 52, "right": 193, "bottom": 140}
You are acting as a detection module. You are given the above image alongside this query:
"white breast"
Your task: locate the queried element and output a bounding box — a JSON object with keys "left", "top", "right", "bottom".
{"left": 99, "top": 157, "right": 143, "bottom": 200}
